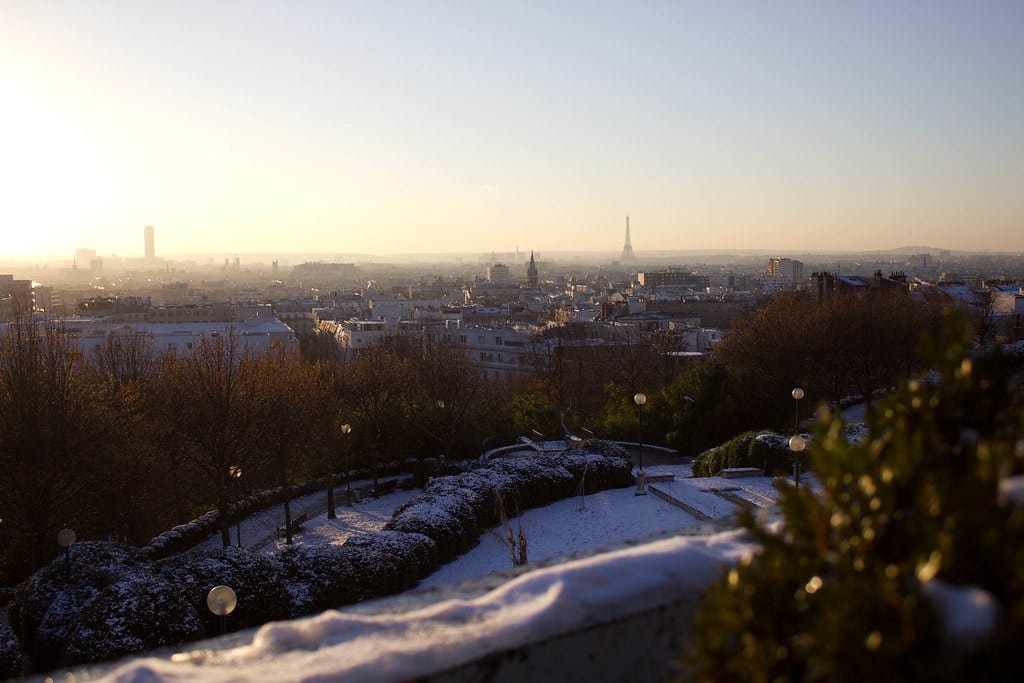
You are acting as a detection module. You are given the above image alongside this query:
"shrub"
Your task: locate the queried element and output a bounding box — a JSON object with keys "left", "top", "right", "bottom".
{"left": 685, "top": 318, "right": 1024, "bottom": 681}
{"left": 386, "top": 449, "right": 631, "bottom": 563}
{"left": 277, "top": 544, "right": 359, "bottom": 615}
{"left": 692, "top": 430, "right": 794, "bottom": 476}
{"left": 0, "top": 618, "right": 24, "bottom": 680}
{"left": 62, "top": 572, "right": 203, "bottom": 665}
{"left": 342, "top": 531, "right": 438, "bottom": 596}
{"left": 156, "top": 547, "right": 291, "bottom": 635}
{"left": 6, "top": 542, "right": 145, "bottom": 669}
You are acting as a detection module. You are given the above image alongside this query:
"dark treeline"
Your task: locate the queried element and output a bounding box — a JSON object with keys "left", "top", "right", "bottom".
{"left": 0, "top": 290, "right": 950, "bottom": 585}
{"left": 0, "top": 323, "right": 505, "bottom": 586}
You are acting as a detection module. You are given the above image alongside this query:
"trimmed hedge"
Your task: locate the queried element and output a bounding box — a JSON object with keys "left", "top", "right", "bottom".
{"left": 156, "top": 547, "right": 292, "bottom": 635}
{"left": 691, "top": 430, "right": 799, "bottom": 477}
{"left": 145, "top": 460, "right": 410, "bottom": 559}
{"left": 9, "top": 446, "right": 633, "bottom": 672}
{"left": 387, "top": 447, "right": 632, "bottom": 563}
{"left": 5, "top": 542, "right": 147, "bottom": 670}
{"left": 0, "top": 618, "right": 23, "bottom": 680}
{"left": 62, "top": 572, "right": 202, "bottom": 666}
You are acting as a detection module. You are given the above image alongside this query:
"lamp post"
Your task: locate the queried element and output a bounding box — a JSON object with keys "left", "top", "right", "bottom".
{"left": 791, "top": 387, "right": 804, "bottom": 431}
{"left": 340, "top": 423, "right": 353, "bottom": 505}
{"left": 57, "top": 528, "right": 76, "bottom": 576}
{"left": 789, "top": 434, "right": 806, "bottom": 488}
{"left": 229, "top": 466, "right": 243, "bottom": 547}
{"left": 634, "top": 392, "right": 647, "bottom": 495}
{"left": 436, "top": 399, "right": 449, "bottom": 460}
{"left": 207, "top": 585, "right": 237, "bottom": 635}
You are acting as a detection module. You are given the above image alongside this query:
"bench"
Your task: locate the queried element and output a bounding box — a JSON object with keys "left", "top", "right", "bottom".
{"left": 718, "top": 467, "right": 763, "bottom": 479}
{"left": 276, "top": 511, "right": 309, "bottom": 540}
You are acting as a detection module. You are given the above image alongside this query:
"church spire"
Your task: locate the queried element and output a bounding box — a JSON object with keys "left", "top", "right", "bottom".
{"left": 526, "top": 251, "right": 538, "bottom": 288}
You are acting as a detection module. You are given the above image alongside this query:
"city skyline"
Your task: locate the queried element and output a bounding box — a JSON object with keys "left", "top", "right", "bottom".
{"left": 1, "top": 1, "right": 1022, "bottom": 258}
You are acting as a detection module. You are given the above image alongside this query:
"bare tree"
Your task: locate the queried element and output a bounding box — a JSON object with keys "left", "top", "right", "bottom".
{"left": 414, "top": 339, "right": 483, "bottom": 459}
{"left": 250, "top": 352, "right": 325, "bottom": 544}
{"left": 0, "top": 318, "right": 121, "bottom": 579}
{"left": 338, "top": 345, "right": 413, "bottom": 489}
{"left": 969, "top": 289, "right": 1002, "bottom": 347}
{"left": 163, "top": 332, "right": 265, "bottom": 547}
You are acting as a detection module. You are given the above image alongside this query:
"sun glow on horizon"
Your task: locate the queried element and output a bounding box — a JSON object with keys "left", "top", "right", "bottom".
{"left": 1, "top": 3, "right": 1021, "bottom": 258}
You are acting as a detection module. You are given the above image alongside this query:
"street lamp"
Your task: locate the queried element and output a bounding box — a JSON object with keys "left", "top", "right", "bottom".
{"left": 340, "top": 423, "right": 353, "bottom": 506}
{"left": 435, "top": 400, "right": 450, "bottom": 460}
{"left": 791, "top": 387, "right": 805, "bottom": 431}
{"left": 789, "top": 434, "right": 806, "bottom": 488}
{"left": 634, "top": 392, "right": 647, "bottom": 495}
{"left": 57, "top": 528, "right": 76, "bottom": 576}
{"left": 229, "top": 466, "right": 243, "bottom": 547}
{"left": 207, "top": 585, "right": 237, "bottom": 635}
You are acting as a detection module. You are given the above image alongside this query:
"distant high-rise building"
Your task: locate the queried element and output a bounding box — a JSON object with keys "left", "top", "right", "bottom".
{"left": 75, "top": 247, "right": 97, "bottom": 268}
{"left": 144, "top": 225, "right": 155, "bottom": 260}
{"left": 620, "top": 215, "right": 635, "bottom": 261}
{"left": 526, "top": 251, "right": 538, "bottom": 288}
{"left": 487, "top": 263, "right": 510, "bottom": 283}
{"left": 767, "top": 258, "right": 804, "bottom": 285}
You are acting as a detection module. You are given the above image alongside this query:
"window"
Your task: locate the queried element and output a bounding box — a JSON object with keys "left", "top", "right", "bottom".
{"left": 495, "top": 336, "right": 503, "bottom": 345}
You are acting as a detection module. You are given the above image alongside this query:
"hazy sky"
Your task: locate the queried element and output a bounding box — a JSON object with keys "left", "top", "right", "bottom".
{"left": 1, "top": 1, "right": 1022, "bottom": 258}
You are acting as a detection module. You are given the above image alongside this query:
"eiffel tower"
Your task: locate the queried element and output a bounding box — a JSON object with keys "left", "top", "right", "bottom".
{"left": 620, "top": 214, "right": 635, "bottom": 261}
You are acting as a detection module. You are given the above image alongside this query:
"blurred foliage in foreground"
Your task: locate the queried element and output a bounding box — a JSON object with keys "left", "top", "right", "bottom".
{"left": 685, "top": 315, "right": 1024, "bottom": 682}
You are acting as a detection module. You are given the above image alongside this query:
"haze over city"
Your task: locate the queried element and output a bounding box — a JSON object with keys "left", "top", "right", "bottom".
{"left": 2, "top": 1, "right": 1022, "bottom": 259}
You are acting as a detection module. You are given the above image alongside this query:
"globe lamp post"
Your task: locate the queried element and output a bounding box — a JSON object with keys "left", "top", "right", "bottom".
{"left": 789, "top": 434, "right": 807, "bottom": 488}
{"left": 792, "top": 387, "right": 804, "bottom": 431}
{"left": 57, "top": 528, "right": 76, "bottom": 577}
{"left": 207, "top": 585, "right": 238, "bottom": 635}
{"left": 634, "top": 392, "right": 647, "bottom": 495}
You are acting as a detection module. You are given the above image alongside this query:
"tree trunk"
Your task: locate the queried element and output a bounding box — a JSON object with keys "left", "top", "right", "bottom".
{"left": 284, "top": 496, "right": 293, "bottom": 545}
{"left": 218, "top": 490, "right": 231, "bottom": 548}
{"left": 326, "top": 471, "right": 336, "bottom": 519}
{"left": 371, "top": 441, "right": 380, "bottom": 491}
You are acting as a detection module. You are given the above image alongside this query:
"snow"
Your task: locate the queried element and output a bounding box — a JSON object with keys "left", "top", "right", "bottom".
{"left": 96, "top": 529, "right": 755, "bottom": 683}
{"left": 999, "top": 476, "right": 1024, "bottom": 507}
{"left": 192, "top": 478, "right": 417, "bottom": 553}
{"left": 922, "top": 580, "right": 999, "bottom": 643}
{"left": 22, "top": 446, "right": 842, "bottom": 682}
{"left": 418, "top": 463, "right": 703, "bottom": 588}
{"left": 266, "top": 489, "right": 420, "bottom": 552}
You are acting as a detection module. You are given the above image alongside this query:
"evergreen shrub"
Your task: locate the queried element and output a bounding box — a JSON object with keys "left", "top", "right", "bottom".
{"left": 0, "top": 618, "right": 24, "bottom": 680}
{"left": 62, "top": 572, "right": 202, "bottom": 665}
{"left": 685, "top": 320, "right": 1024, "bottom": 681}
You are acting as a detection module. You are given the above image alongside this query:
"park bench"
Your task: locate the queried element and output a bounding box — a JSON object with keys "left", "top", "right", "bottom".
{"left": 276, "top": 510, "right": 309, "bottom": 540}
{"left": 719, "top": 467, "right": 762, "bottom": 479}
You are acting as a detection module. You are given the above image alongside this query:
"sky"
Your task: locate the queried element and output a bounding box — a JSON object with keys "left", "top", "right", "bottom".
{"left": 1, "top": 1, "right": 1022, "bottom": 259}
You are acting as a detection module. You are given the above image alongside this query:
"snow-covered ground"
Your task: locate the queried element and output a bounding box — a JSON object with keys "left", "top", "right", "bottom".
{"left": 193, "top": 477, "right": 418, "bottom": 553}
{"left": 54, "top": 458, "right": 816, "bottom": 682}
{"left": 235, "top": 462, "right": 788, "bottom": 590}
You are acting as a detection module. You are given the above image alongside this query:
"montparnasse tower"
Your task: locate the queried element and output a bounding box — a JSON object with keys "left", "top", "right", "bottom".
{"left": 620, "top": 214, "right": 635, "bottom": 261}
